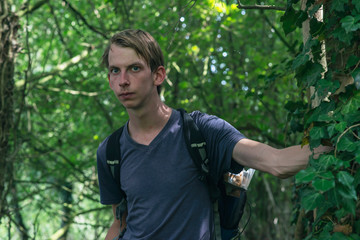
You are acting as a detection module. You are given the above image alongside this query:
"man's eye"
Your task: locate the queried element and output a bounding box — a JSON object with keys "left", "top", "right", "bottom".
{"left": 110, "top": 68, "right": 119, "bottom": 74}
{"left": 131, "top": 66, "right": 140, "bottom": 72}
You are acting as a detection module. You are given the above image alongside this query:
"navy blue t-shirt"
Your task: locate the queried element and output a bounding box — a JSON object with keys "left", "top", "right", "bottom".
{"left": 97, "top": 109, "right": 245, "bottom": 240}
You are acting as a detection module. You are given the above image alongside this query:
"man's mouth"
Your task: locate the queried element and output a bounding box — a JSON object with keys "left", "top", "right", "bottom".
{"left": 119, "top": 92, "right": 134, "bottom": 99}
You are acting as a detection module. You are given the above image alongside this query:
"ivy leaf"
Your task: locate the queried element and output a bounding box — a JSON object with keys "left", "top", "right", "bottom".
{"left": 341, "top": 95, "right": 360, "bottom": 114}
{"left": 281, "top": 7, "right": 303, "bottom": 35}
{"left": 346, "top": 55, "right": 360, "bottom": 68}
{"left": 341, "top": 15, "right": 360, "bottom": 33}
{"left": 337, "top": 171, "right": 354, "bottom": 186}
{"left": 328, "top": 188, "right": 341, "bottom": 207}
{"left": 310, "top": 126, "right": 326, "bottom": 140}
{"left": 332, "top": 27, "right": 353, "bottom": 46}
{"left": 349, "top": 233, "right": 360, "bottom": 240}
{"left": 331, "top": 0, "right": 347, "bottom": 12}
{"left": 301, "top": 190, "right": 325, "bottom": 210}
{"left": 292, "top": 53, "right": 309, "bottom": 69}
{"left": 312, "top": 177, "right": 335, "bottom": 192}
{"left": 310, "top": 18, "right": 325, "bottom": 36}
{"left": 296, "top": 168, "right": 316, "bottom": 184}
{"left": 327, "top": 124, "right": 336, "bottom": 137}
{"left": 341, "top": 198, "right": 356, "bottom": 215}
{"left": 317, "top": 155, "right": 338, "bottom": 170}
{"left": 337, "top": 136, "right": 356, "bottom": 152}
{"left": 296, "top": 62, "right": 324, "bottom": 87}
{"left": 332, "top": 232, "right": 348, "bottom": 240}
{"left": 355, "top": 1, "right": 360, "bottom": 12}
{"left": 334, "top": 122, "right": 347, "bottom": 132}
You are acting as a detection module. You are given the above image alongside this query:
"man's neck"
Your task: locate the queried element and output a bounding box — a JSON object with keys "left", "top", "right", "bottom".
{"left": 126, "top": 102, "right": 172, "bottom": 145}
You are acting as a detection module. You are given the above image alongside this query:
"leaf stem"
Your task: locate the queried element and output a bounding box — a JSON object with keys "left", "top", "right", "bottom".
{"left": 334, "top": 123, "right": 360, "bottom": 157}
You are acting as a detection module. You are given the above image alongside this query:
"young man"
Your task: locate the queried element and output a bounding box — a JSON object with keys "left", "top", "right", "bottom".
{"left": 97, "top": 29, "right": 330, "bottom": 240}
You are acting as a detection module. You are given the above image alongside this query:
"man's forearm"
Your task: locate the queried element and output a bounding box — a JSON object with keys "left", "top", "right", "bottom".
{"left": 274, "top": 144, "right": 333, "bottom": 178}
{"left": 232, "top": 139, "right": 332, "bottom": 179}
{"left": 105, "top": 221, "right": 121, "bottom": 240}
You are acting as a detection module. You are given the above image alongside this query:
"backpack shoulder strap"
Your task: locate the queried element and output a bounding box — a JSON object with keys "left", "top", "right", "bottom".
{"left": 106, "top": 126, "right": 124, "bottom": 188}
{"left": 178, "top": 108, "right": 209, "bottom": 178}
{"left": 179, "top": 108, "right": 220, "bottom": 201}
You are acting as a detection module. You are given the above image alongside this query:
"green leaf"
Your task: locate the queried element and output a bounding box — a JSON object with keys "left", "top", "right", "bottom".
{"left": 331, "top": 0, "right": 347, "bottom": 12}
{"left": 310, "top": 126, "right": 326, "bottom": 140}
{"left": 337, "top": 171, "right": 354, "bottom": 186}
{"left": 332, "top": 232, "right": 347, "bottom": 240}
{"left": 346, "top": 55, "right": 360, "bottom": 68}
{"left": 341, "top": 15, "right": 360, "bottom": 33}
{"left": 296, "top": 168, "right": 316, "bottom": 184}
{"left": 301, "top": 190, "right": 325, "bottom": 210}
{"left": 334, "top": 122, "right": 347, "bottom": 132}
{"left": 341, "top": 198, "right": 356, "bottom": 215}
{"left": 296, "top": 61, "right": 324, "bottom": 87}
{"left": 281, "top": 7, "right": 301, "bottom": 35}
{"left": 292, "top": 53, "right": 309, "bottom": 69}
{"left": 327, "top": 124, "right": 336, "bottom": 137}
{"left": 355, "top": 1, "right": 360, "bottom": 12}
{"left": 328, "top": 188, "right": 341, "bottom": 207}
{"left": 312, "top": 177, "right": 335, "bottom": 192}
{"left": 350, "top": 233, "right": 360, "bottom": 240}
{"left": 318, "top": 226, "right": 332, "bottom": 240}
{"left": 317, "top": 155, "right": 338, "bottom": 170}
{"left": 332, "top": 27, "right": 353, "bottom": 45}
{"left": 310, "top": 18, "right": 325, "bottom": 36}
{"left": 337, "top": 136, "right": 357, "bottom": 152}
{"left": 337, "top": 184, "right": 357, "bottom": 201}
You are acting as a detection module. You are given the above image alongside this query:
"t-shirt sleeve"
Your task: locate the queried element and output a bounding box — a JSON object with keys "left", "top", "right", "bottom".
{"left": 190, "top": 111, "right": 246, "bottom": 183}
{"left": 97, "top": 137, "right": 123, "bottom": 205}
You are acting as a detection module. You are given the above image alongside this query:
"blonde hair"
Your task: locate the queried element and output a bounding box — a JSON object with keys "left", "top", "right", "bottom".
{"left": 102, "top": 29, "right": 164, "bottom": 72}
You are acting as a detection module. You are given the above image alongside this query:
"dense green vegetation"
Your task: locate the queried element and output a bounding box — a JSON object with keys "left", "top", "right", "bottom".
{"left": 1, "top": 0, "right": 359, "bottom": 239}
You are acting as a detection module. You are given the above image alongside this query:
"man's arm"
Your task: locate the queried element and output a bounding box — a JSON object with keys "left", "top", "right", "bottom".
{"left": 105, "top": 204, "right": 121, "bottom": 240}
{"left": 232, "top": 138, "right": 332, "bottom": 179}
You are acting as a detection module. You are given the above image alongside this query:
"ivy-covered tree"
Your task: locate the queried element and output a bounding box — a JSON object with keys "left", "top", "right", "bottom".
{"left": 279, "top": 0, "right": 360, "bottom": 239}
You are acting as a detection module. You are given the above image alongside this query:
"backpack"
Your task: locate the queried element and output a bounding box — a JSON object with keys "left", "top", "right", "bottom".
{"left": 105, "top": 109, "right": 252, "bottom": 240}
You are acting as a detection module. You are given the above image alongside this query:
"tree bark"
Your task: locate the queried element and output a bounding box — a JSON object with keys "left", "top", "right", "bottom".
{"left": 0, "top": 0, "right": 19, "bottom": 221}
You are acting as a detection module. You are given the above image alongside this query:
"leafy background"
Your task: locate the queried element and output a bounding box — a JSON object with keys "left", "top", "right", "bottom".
{"left": 0, "top": 0, "right": 359, "bottom": 239}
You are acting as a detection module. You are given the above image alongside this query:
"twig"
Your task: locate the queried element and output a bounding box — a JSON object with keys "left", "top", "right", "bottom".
{"left": 167, "top": 0, "right": 198, "bottom": 50}
{"left": 18, "top": 0, "right": 49, "bottom": 17}
{"left": 237, "top": 0, "right": 286, "bottom": 11}
{"left": 62, "top": 0, "right": 108, "bottom": 40}
{"left": 262, "top": 13, "right": 296, "bottom": 54}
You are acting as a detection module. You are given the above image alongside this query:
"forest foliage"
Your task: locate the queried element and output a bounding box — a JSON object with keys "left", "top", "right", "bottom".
{"left": 0, "top": 0, "right": 359, "bottom": 239}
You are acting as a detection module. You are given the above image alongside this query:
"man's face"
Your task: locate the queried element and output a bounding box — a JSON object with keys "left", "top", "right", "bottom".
{"left": 107, "top": 45, "right": 158, "bottom": 110}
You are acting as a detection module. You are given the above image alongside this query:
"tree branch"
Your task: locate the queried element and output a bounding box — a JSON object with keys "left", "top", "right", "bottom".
{"left": 18, "top": 0, "right": 49, "bottom": 17}
{"left": 237, "top": 0, "right": 286, "bottom": 11}
{"left": 262, "top": 13, "right": 296, "bottom": 55}
{"left": 62, "top": 0, "right": 108, "bottom": 40}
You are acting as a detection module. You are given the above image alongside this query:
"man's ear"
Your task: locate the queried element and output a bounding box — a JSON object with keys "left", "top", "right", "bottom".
{"left": 153, "top": 66, "right": 166, "bottom": 87}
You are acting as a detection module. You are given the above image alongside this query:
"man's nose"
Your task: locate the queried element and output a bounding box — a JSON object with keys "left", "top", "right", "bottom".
{"left": 118, "top": 72, "right": 129, "bottom": 87}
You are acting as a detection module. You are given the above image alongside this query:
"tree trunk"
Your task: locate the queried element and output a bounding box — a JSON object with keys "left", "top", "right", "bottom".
{"left": 0, "top": 0, "right": 19, "bottom": 221}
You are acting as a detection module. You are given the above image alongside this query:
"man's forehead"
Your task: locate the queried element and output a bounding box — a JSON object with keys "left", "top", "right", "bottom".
{"left": 108, "top": 45, "right": 146, "bottom": 64}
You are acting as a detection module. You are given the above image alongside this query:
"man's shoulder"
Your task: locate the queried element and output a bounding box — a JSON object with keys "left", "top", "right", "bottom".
{"left": 97, "top": 126, "right": 125, "bottom": 155}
